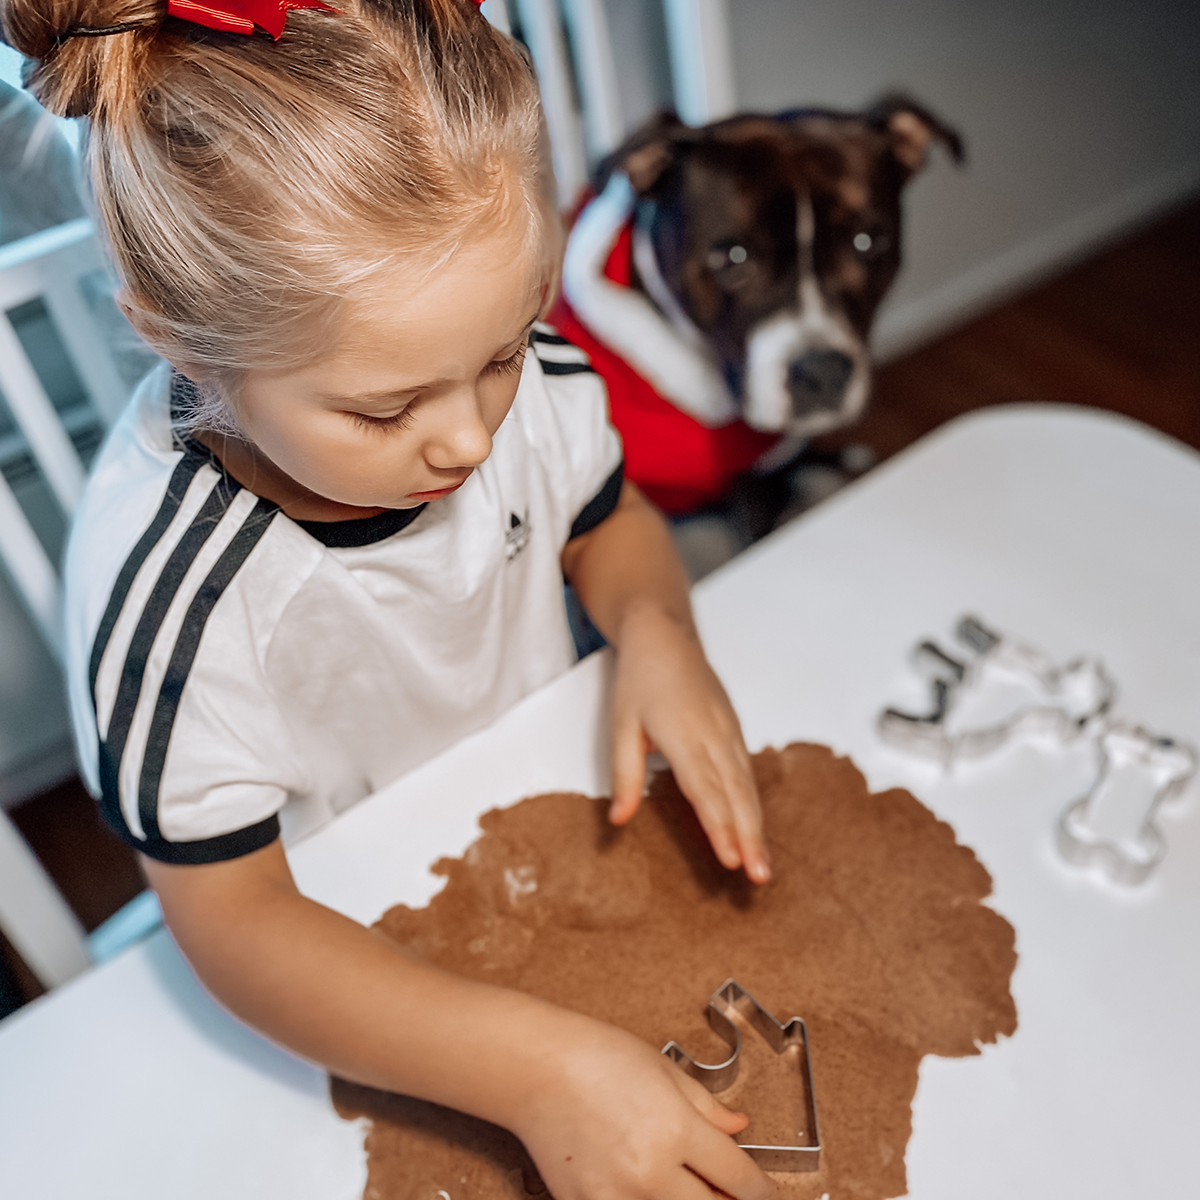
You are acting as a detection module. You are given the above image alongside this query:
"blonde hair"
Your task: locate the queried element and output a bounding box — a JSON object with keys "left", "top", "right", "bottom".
{"left": 1, "top": 0, "right": 543, "bottom": 405}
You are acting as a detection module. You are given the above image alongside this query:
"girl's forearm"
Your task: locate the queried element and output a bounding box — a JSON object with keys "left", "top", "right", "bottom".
{"left": 145, "top": 847, "right": 578, "bottom": 1132}
{"left": 146, "top": 846, "right": 774, "bottom": 1200}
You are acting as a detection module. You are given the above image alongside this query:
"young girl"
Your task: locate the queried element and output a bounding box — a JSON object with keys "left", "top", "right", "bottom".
{"left": 6, "top": 1, "right": 773, "bottom": 1195}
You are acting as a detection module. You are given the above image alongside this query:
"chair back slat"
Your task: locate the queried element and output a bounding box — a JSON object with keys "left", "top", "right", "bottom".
{"left": 512, "top": 0, "right": 589, "bottom": 206}
{"left": 0, "top": 218, "right": 142, "bottom": 663}
{"left": 0, "top": 471, "right": 63, "bottom": 664}
{"left": 561, "top": 0, "right": 624, "bottom": 160}
{"left": 662, "top": 0, "right": 737, "bottom": 126}
{"left": 0, "top": 809, "right": 91, "bottom": 990}
{"left": 42, "top": 277, "right": 132, "bottom": 428}
{"left": 480, "top": 0, "right": 511, "bottom": 36}
{"left": 0, "top": 219, "right": 130, "bottom": 428}
{"left": 0, "top": 311, "right": 86, "bottom": 515}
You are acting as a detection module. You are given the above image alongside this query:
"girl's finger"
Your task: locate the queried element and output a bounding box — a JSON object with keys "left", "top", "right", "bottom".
{"left": 671, "top": 757, "right": 742, "bottom": 870}
{"left": 724, "top": 766, "right": 770, "bottom": 883}
{"left": 671, "top": 1164, "right": 742, "bottom": 1200}
{"left": 672, "top": 737, "right": 769, "bottom": 881}
{"left": 683, "top": 1128, "right": 774, "bottom": 1200}
{"left": 610, "top": 719, "right": 649, "bottom": 825}
{"left": 672, "top": 1065, "right": 749, "bottom": 1136}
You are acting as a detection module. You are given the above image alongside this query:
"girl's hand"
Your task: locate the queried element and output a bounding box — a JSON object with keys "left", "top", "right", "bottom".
{"left": 513, "top": 1017, "right": 773, "bottom": 1200}
{"left": 608, "top": 603, "right": 770, "bottom": 883}
{"left": 562, "top": 479, "right": 769, "bottom": 883}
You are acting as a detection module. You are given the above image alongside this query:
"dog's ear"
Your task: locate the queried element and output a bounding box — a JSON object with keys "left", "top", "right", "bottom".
{"left": 595, "top": 109, "right": 691, "bottom": 197}
{"left": 867, "top": 93, "right": 965, "bottom": 175}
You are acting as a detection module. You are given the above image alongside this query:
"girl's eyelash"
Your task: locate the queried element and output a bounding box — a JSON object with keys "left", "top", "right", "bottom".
{"left": 486, "top": 341, "right": 528, "bottom": 377}
{"left": 350, "top": 338, "right": 528, "bottom": 433}
{"left": 350, "top": 406, "right": 419, "bottom": 434}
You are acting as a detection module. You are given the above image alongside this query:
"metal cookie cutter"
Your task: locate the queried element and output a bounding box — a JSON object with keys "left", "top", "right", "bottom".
{"left": 879, "top": 615, "right": 1115, "bottom": 765}
{"left": 662, "top": 979, "right": 821, "bottom": 1172}
{"left": 1057, "top": 721, "right": 1197, "bottom": 885}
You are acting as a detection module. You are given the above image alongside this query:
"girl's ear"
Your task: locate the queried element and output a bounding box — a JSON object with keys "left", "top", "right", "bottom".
{"left": 116, "top": 290, "right": 210, "bottom": 382}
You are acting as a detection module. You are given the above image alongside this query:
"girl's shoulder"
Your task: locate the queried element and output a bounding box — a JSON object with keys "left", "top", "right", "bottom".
{"left": 510, "top": 322, "right": 612, "bottom": 448}
{"left": 503, "top": 323, "right": 623, "bottom": 535}
{"left": 526, "top": 322, "right": 599, "bottom": 382}
{"left": 62, "top": 365, "right": 318, "bottom": 689}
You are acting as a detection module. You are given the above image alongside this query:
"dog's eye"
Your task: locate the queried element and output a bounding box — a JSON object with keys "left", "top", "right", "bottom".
{"left": 706, "top": 244, "right": 750, "bottom": 272}
{"left": 853, "top": 230, "right": 892, "bottom": 259}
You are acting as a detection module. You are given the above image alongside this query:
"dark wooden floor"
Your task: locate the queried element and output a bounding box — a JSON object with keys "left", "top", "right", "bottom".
{"left": 4, "top": 194, "right": 1198, "bottom": 1016}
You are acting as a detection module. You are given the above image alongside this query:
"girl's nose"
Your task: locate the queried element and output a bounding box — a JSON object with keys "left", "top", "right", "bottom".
{"left": 423, "top": 386, "right": 494, "bottom": 469}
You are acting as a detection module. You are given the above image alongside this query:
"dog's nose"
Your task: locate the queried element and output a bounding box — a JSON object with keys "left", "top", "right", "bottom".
{"left": 787, "top": 350, "right": 854, "bottom": 417}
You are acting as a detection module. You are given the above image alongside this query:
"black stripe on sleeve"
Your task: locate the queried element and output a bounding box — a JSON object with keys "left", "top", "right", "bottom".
{"left": 537, "top": 359, "right": 597, "bottom": 377}
{"left": 88, "top": 453, "right": 207, "bottom": 708}
{"left": 97, "top": 476, "right": 241, "bottom": 804}
{"left": 529, "top": 328, "right": 573, "bottom": 347}
{"left": 137, "top": 498, "right": 279, "bottom": 844}
{"left": 111, "top": 813, "right": 281, "bottom": 866}
{"left": 568, "top": 461, "right": 624, "bottom": 541}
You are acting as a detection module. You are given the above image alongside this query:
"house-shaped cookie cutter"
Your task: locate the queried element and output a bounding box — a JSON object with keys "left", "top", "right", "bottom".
{"left": 1057, "top": 721, "right": 1197, "bottom": 885}
{"left": 879, "top": 615, "right": 1115, "bottom": 766}
{"left": 662, "top": 979, "right": 821, "bottom": 1172}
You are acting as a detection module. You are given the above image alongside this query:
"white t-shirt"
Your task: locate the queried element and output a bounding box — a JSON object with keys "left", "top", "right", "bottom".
{"left": 63, "top": 327, "right": 623, "bottom": 864}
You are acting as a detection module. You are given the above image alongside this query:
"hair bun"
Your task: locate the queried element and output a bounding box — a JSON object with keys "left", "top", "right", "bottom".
{"left": 2, "top": 0, "right": 162, "bottom": 117}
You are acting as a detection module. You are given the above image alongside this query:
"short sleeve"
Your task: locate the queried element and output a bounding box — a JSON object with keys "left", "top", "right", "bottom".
{"left": 526, "top": 323, "right": 624, "bottom": 536}
{"left": 73, "top": 449, "right": 313, "bottom": 864}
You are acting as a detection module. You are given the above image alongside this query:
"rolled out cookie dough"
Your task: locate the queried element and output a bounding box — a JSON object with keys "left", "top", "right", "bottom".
{"left": 333, "top": 743, "right": 1018, "bottom": 1200}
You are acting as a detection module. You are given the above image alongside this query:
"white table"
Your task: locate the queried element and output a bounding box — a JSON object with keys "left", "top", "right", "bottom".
{"left": 2, "top": 405, "right": 1197, "bottom": 1198}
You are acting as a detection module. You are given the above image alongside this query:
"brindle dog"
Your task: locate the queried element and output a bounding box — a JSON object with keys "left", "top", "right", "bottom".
{"left": 563, "top": 96, "right": 962, "bottom": 542}
{"left": 600, "top": 95, "right": 963, "bottom": 441}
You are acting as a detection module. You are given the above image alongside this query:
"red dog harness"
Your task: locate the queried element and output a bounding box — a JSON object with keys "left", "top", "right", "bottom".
{"left": 550, "top": 222, "right": 780, "bottom": 515}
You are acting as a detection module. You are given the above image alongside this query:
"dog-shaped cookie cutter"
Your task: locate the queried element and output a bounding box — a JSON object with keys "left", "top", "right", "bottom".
{"left": 878, "top": 615, "right": 1116, "bottom": 766}
{"left": 662, "top": 979, "right": 821, "bottom": 1172}
{"left": 1057, "top": 721, "right": 1197, "bottom": 886}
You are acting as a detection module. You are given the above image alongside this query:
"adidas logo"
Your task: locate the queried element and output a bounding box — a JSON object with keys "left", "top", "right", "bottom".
{"left": 505, "top": 510, "right": 531, "bottom": 560}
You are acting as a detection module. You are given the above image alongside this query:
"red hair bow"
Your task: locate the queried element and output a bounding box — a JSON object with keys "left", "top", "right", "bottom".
{"left": 167, "top": 0, "right": 484, "bottom": 40}
{"left": 166, "top": 0, "right": 334, "bottom": 39}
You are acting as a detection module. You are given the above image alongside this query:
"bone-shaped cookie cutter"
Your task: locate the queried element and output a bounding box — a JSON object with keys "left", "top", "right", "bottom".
{"left": 1057, "top": 721, "right": 1197, "bottom": 885}
{"left": 661, "top": 979, "right": 821, "bottom": 1172}
{"left": 879, "top": 615, "right": 1115, "bottom": 765}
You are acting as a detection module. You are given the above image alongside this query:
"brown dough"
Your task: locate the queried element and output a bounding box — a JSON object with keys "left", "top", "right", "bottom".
{"left": 333, "top": 743, "right": 1018, "bottom": 1200}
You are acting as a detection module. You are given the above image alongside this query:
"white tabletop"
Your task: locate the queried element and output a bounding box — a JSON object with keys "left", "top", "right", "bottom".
{"left": 2, "top": 405, "right": 1197, "bottom": 1199}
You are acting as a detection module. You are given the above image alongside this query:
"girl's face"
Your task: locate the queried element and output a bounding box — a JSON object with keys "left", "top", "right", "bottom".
{"left": 235, "top": 217, "right": 544, "bottom": 512}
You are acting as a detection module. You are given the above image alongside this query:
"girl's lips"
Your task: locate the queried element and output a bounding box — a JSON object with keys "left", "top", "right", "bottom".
{"left": 406, "top": 478, "right": 468, "bottom": 502}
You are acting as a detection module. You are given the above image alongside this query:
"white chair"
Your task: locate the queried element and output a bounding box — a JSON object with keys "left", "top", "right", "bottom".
{"left": 0, "top": 219, "right": 160, "bottom": 994}
{"left": 484, "top": 0, "right": 737, "bottom": 206}
{"left": 0, "top": 219, "right": 133, "bottom": 657}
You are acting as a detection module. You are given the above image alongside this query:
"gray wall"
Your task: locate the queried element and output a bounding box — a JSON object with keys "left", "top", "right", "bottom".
{"left": 726, "top": 0, "right": 1200, "bottom": 356}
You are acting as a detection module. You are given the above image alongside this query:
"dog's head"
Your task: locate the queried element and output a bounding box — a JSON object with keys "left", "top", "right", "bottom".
{"left": 593, "top": 97, "right": 963, "bottom": 437}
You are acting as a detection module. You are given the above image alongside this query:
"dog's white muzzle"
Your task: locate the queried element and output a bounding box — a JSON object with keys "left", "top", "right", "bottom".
{"left": 742, "top": 198, "right": 871, "bottom": 436}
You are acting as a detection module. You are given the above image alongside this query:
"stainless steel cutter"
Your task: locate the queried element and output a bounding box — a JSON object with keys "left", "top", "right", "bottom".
{"left": 662, "top": 979, "right": 821, "bottom": 1172}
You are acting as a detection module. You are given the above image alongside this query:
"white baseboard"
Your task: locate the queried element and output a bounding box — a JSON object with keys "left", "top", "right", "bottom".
{"left": 0, "top": 738, "right": 79, "bottom": 810}
{"left": 872, "top": 162, "right": 1200, "bottom": 363}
